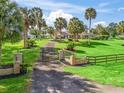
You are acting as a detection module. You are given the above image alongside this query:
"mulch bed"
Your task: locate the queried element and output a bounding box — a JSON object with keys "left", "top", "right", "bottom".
{"left": 0, "top": 65, "right": 27, "bottom": 80}
{"left": 0, "top": 64, "right": 13, "bottom": 69}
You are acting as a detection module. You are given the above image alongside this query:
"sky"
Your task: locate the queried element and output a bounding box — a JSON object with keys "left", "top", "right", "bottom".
{"left": 12, "top": 0, "right": 124, "bottom": 27}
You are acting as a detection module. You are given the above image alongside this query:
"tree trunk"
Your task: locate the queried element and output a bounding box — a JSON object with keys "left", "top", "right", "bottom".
{"left": 76, "top": 33, "right": 79, "bottom": 41}
{"left": 24, "top": 27, "right": 28, "bottom": 48}
{"left": 50, "top": 34, "right": 52, "bottom": 39}
{"left": 0, "top": 39, "right": 2, "bottom": 63}
{"left": 74, "top": 33, "right": 77, "bottom": 41}
{"left": 23, "top": 17, "right": 29, "bottom": 48}
{"left": 59, "top": 28, "right": 62, "bottom": 40}
{"left": 88, "top": 18, "right": 91, "bottom": 33}
{"left": 88, "top": 18, "right": 92, "bottom": 46}
{"left": 0, "top": 28, "right": 3, "bottom": 63}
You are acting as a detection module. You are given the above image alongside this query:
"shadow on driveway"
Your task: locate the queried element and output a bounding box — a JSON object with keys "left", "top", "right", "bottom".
{"left": 31, "top": 64, "right": 100, "bottom": 93}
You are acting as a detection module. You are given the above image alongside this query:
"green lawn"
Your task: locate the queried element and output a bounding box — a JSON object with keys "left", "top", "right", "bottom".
{"left": 56, "top": 39, "right": 124, "bottom": 87}
{"left": 64, "top": 61, "right": 124, "bottom": 87}
{"left": 56, "top": 39, "right": 124, "bottom": 57}
{"left": 0, "top": 39, "right": 49, "bottom": 93}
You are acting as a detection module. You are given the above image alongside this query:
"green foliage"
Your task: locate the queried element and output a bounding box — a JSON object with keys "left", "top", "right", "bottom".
{"left": 29, "top": 7, "right": 45, "bottom": 30}
{"left": 0, "top": 0, "right": 22, "bottom": 42}
{"left": 85, "top": 8, "right": 97, "bottom": 20}
{"left": 116, "top": 21, "right": 124, "bottom": 34}
{"left": 47, "top": 26, "right": 54, "bottom": 38}
{"left": 91, "top": 35, "right": 109, "bottom": 40}
{"left": 117, "top": 35, "right": 124, "bottom": 40}
{"left": 107, "top": 22, "right": 117, "bottom": 37}
{"left": 66, "top": 42, "right": 75, "bottom": 51}
{"left": 27, "top": 39, "right": 37, "bottom": 48}
{"left": 54, "top": 17, "right": 67, "bottom": 32}
{"left": 84, "top": 7, "right": 97, "bottom": 32}
{"left": 67, "top": 17, "right": 85, "bottom": 39}
{"left": 0, "top": 0, "right": 23, "bottom": 62}
{"left": 95, "top": 24, "right": 109, "bottom": 35}
{"left": 30, "top": 29, "right": 42, "bottom": 39}
{"left": 68, "top": 38, "right": 73, "bottom": 41}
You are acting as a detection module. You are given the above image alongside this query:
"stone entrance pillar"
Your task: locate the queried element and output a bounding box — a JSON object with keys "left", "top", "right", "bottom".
{"left": 14, "top": 53, "right": 23, "bottom": 74}
{"left": 59, "top": 50, "right": 65, "bottom": 61}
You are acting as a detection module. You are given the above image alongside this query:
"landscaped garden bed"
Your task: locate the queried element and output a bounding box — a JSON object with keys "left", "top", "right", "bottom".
{"left": 0, "top": 64, "right": 13, "bottom": 69}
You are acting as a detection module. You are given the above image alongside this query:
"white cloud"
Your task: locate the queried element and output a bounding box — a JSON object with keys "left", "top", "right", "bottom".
{"left": 45, "top": 10, "right": 73, "bottom": 26}
{"left": 12, "top": 0, "right": 112, "bottom": 14}
{"left": 93, "top": 21, "right": 107, "bottom": 28}
{"left": 12, "top": 0, "right": 85, "bottom": 14}
{"left": 118, "top": 8, "right": 124, "bottom": 11}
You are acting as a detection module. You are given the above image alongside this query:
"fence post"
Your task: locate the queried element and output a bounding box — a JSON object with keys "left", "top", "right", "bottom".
{"left": 83, "top": 56, "right": 87, "bottom": 64}
{"left": 70, "top": 55, "right": 76, "bottom": 65}
{"left": 59, "top": 50, "right": 65, "bottom": 61}
{"left": 14, "top": 53, "right": 23, "bottom": 74}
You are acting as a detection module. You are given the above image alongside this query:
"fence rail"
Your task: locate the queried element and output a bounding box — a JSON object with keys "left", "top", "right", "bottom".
{"left": 87, "top": 54, "right": 124, "bottom": 64}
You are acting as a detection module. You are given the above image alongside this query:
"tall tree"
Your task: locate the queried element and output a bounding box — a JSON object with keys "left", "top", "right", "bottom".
{"left": 95, "top": 24, "right": 109, "bottom": 35}
{"left": 29, "top": 7, "right": 46, "bottom": 39}
{"left": 54, "top": 17, "right": 67, "bottom": 38}
{"left": 29, "top": 7, "right": 43, "bottom": 30}
{"left": 85, "top": 8, "right": 97, "bottom": 45}
{"left": 67, "top": 17, "right": 85, "bottom": 41}
{"left": 107, "top": 22, "right": 117, "bottom": 38}
{"left": 116, "top": 21, "right": 124, "bottom": 34}
{"left": 47, "top": 26, "right": 55, "bottom": 38}
{"left": 0, "top": 0, "right": 22, "bottom": 62}
{"left": 20, "top": 7, "right": 30, "bottom": 48}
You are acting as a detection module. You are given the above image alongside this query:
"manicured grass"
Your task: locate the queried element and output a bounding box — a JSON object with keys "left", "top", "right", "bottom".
{"left": 64, "top": 61, "right": 124, "bottom": 87}
{"left": 56, "top": 39, "right": 124, "bottom": 87}
{"left": 0, "top": 75, "right": 28, "bottom": 93}
{"left": 0, "top": 39, "right": 49, "bottom": 93}
{"left": 56, "top": 39, "right": 124, "bottom": 57}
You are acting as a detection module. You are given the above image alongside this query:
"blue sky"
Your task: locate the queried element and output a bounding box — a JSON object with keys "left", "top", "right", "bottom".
{"left": 12, "top": 0, "right": 124, "bottom": 27}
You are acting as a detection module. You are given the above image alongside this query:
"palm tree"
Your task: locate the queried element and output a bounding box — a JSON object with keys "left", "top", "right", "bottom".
{"left": 29, "top": 7, "right": 47, "bottom": 39}
{"left": 54, "top": 17, "right": 67, "bottom": 39}
{"left": 95, "top": 24, "right": 109, "bottom": 35}
{"left": 20, "top": 7, "right": 30, "bottom": 48}
{"left": 29, "top": 7, "right": 43, "bottom": 30}
{"left": 67, "top": 17, "right": 85, "bottom": 41}
{"left": 0, "top": 0, "right": 22, "bottom": 62}
{"left": 85, "top": 8, "right": 97, "bottom": 45}
{"left": 107, "top": 22, "right": 117, "bottom": 38}
{"left": 47, "top": 26, "right": 55, "bottom": 38}
{"left": 116, "top": 21, "right": 124, "bottom": 34}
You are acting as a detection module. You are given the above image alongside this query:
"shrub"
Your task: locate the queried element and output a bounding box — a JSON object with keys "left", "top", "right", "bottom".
{"left": 117, "top": 35, "right": 124, "bottom": 40}
{"left": 66, "top": 42, "right": 75, "bottom": 51}
{"left": 68, "top": 38, "right": 73, "bottom": 41}
{"left": 91, "top": 35, "right": 109, "bottom": 40}
{"left": 20, "top": 64, "right": 27, "bottom": 74}
{"left": 27, "top": 39, "right": 36, "bottom": 48}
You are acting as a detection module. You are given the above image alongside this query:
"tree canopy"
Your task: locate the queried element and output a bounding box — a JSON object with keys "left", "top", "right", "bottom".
{"left": 117, "top": 21, "right": 124, "bottom": 34}
{"left": 54, "top": 17, "right": 67, "bottom": 32}
{"left": 67, "top": 17, "right": 85, "bottom": 40}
